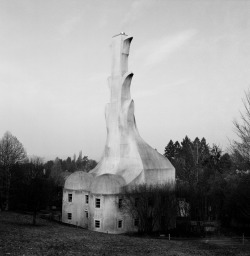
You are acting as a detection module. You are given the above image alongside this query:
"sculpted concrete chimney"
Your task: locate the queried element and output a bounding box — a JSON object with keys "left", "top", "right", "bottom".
{"left": 62, "top": 34, "right": 175, "bottom": 234}
{"left": 90, "top": 33, "right": 175, "bottom": 186}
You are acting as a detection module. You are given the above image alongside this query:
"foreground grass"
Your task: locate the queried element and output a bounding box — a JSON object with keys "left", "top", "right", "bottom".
{"left": 0, "top": 212, "right": 249, "bottom": 256}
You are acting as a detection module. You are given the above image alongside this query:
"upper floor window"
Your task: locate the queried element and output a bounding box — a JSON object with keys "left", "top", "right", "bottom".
{"left": 68, "top": 193, "right": 72, "bottom": 202}
{"left": 95, "top": 198, "right": 101, "bottom": 208}
{"left": 85, "top": 195, "right": 89, "bottom": 204}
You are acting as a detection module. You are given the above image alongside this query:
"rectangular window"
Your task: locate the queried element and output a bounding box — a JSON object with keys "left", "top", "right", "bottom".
{"left": 134, "top": 218, "right": 139, "bottom": 227}
{"left": 118, "top": 220, "right": 123, "bottom": 228}
{"left": 95, "top": 198, "right": 101, "bottom": 208}
{"left": 85, "top": 195, "right": 89, "bottom": 204}
{"left": 68, "top": 194, "right": 72, "bottom": 202}
{"left": 95, "top": 220, "right": 100, "bottom": 228}
{"left": 85, "top": 211, "right": 88, "bottom": 218}
{"left": 67, "top": 213, "right": 72, "bottom": 220}
{"left": 118, "top": 198, "right": 122, "bottom": 208}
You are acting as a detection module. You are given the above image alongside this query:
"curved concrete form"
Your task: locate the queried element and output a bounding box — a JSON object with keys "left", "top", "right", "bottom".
{"left": 90, "top": 174, "right": 126, "bottom": 195}
{"left": 65, "top": 171, "right": 93, "bottom": 191}
{"left": 90, "top": 33, "right": 175, "bottom": 185}
{"left": 62, "top": 33, "right": 175, "bottom": 233}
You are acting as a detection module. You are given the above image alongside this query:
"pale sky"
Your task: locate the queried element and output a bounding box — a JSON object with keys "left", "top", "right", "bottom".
{"left": 0, "top": 0, "right": 250, "bottom": 161}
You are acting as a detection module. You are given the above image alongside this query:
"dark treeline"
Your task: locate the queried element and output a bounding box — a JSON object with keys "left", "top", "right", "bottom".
{"left": 45, "top": 151, "right": 97, "bottom": 185}
{"left": 1, "top": 90, "right": 250, "bottom": 232}
{"left": 121, "top": 183, "right": 176, "bottom": 234}
{"left": 0, "top": 131, "right": 249, "bottom": 231}
{"left": 164, "top": 135, "right": 250, "bottom": 232}
{"left": 120, "top": 135, "right": 250, "bottom": 235}
{"left": 0, "top": 131, "right": 97, "bottom": 224}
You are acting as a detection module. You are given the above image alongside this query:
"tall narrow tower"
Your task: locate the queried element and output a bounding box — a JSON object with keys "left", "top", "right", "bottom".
{"left": 90, "top": 33, "right": 175, "bottom": 185}
{"left": 63, "top": 34, "right": 175, "bottom": 234}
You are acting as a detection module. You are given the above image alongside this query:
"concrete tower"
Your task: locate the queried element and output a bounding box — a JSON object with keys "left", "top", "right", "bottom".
{"left": 62, "top": 34, "right": 175, "bottom": 233}
{"left": 90, "top": 33, "right": 175, "bottom": 185}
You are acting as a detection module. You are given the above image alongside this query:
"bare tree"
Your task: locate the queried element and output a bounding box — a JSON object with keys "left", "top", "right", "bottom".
{"left": 28, "top": 157, "right": 45, "bottom": 225}
{"left": 0, "top": 131, "right": 27, "bottom": 210}
{"left": 232, "top": 90, "right": 250, "bottom": 164}
{"left": 121, "top": 183, "right": 176, "bottom": 234}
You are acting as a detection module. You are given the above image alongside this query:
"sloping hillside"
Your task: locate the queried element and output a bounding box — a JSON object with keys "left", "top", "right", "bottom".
{"left": 0, "top": 212, "right": 248, "bottom": 256}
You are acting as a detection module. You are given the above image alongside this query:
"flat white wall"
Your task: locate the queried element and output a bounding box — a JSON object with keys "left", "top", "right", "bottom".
{"left": 62, "top": 189, "right": 140, "bottom": 233}
{"left": 88, "top": 194, "right": 138, "bottom": 234}
{"left": 62, "top": 189, "right": 89, "bottom": 228}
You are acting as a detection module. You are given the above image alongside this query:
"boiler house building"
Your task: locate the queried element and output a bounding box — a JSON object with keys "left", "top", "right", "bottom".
{"left": 62, "top": 33, "right": 175, "bottom": 234}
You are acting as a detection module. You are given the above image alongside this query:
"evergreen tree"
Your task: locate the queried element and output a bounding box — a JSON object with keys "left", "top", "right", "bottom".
{"left": 199, "top": 137, "right": 210, "bottom": 165}
{"left": 180, "top": 136, "right": 196, "bottom": 183}
{"left": 50, "top": 157, "right": 63, "bottom": 185}
{"left": 193, "top": 137, "right": 200, "bottom": 165}
{"left": 65, "top": 157, "right": 72, "bottom": 172}
{"left": 164, "top": 140, "right": 175, "bottom": 162}
{"left": 220, "top": 153, "right": 232, "bottom": 173}
{"left": 174, "top": 141, "right": 181, "bottom": 157}
{"left": 76, "top": 151, "right": 83, "bottom": 169}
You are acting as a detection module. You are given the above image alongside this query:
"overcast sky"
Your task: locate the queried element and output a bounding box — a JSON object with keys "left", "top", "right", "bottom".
{"left": 0, "top": 0, "right": 250, "bottom": 161}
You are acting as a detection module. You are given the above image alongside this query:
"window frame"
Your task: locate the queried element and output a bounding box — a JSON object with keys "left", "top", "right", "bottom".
{"left": 68, "top": 193, "right": 72, "bottom": 202}
{"left": 85, "top": 194, "right": 89, "bottom": 204}
{"left": 118, "top": 219, "right": 123, "bottom": 229}
{"left": 95, "top": 198, "right": 101, "bottom": 208}
{"left": 67, "top": 213, "right": 72, "bottom": 220}
{"left": 95, "top": 219, "right": 101, "bottom": 228}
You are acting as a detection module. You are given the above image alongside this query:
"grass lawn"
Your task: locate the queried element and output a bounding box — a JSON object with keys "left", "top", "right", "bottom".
{"left": 0, "top": 212, "right": 249, "bottom": 256}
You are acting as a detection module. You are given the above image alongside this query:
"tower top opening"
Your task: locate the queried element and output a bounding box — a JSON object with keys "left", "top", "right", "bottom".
{"left": 112, "top": 32, "right": 128, "bottom": 37}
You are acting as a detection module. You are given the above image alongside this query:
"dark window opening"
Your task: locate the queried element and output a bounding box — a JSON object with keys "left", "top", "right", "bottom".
{"left": 68, "top": 193, "right": 72, "bottom": 202}
{"left": 95, "top": 198, "right": 101, "bottom": 208}
{"left": 85, "top": 211, "right": 88, "bottom": 218}
{"left": 118, "top": 220, "right": 123, "bottom": 228}
{"left": 95, "top": 220, "right": 100, "bottom": 228}
{"left": 67, "top": 213, "right": 72, "bottom": 220}
{"left": 85, "top": 195, "right": 89, "bottom": 204}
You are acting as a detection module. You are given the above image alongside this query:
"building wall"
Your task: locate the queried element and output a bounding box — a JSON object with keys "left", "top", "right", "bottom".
{"left": 89, "top": 194, "right": 120, "bottom": 234}
{"left": 62, "top": 189, "right": 139, "bottom": 234}
{"left": 88, "top": 193, "right": 138, "bottom": 234}
{"left": 62, "top": 189, "right": 89, "bottom": 228}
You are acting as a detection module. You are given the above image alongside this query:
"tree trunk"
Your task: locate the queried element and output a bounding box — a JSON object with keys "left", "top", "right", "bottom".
{"left": 4, "top": 170, "right": 11, "bottom": 211}
{"left": 33, "top": 207, "right": 37, "bottom": 225}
